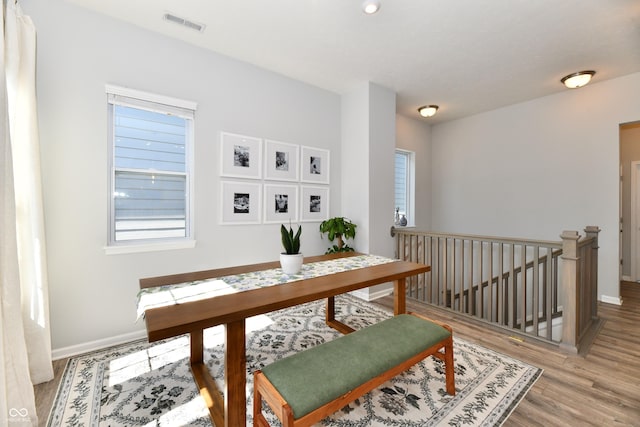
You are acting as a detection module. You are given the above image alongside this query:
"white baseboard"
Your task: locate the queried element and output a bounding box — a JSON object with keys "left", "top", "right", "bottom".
{"left": 600, "top": 295, "right": 623, "bottom": 306}
{"left": 622, "top": 275, "right": 632, "bottom": 282}
{"left": 350, "top": 286, "right": 394, "bottom": 301}
{"left": 52, "top": 329, "right": 147, "bottom": 361}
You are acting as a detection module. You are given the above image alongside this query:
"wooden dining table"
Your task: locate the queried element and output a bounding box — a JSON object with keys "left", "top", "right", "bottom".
{"left": 138, "top": 252, "right": 430, "bottom": 427}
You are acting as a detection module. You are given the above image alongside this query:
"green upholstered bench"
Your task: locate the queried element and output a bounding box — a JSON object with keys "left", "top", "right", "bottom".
{"left": 253, "top": 312, "right": 455, "bottom": 427}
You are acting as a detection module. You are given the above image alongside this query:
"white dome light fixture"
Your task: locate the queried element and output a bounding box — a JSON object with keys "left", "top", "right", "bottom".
{"left": 561, "top": 70, "right": 596, "bottom": 89}
{"left": 362, "top": 0, "right": 381, "bottom": 14}
{"left": 418, "top": 105, "right": 439, "bottom": 118}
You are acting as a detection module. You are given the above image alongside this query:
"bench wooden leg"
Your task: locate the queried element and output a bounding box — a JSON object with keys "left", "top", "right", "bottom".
{"left": 408, "top": 312, "right": 456, "bottom": 396}
{"left": 254, "top": 370, "right": 295, "bottom": 427}
{"left": 444, "top": 336, "right": 456, "bottom": 396}
{"left": 253, "top": 371, "right": 269, "bottom": 427}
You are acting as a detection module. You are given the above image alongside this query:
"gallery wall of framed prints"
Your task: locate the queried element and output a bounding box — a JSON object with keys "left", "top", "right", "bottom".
{"left": 219, "top": 132, "right": 329, "bottom": 225}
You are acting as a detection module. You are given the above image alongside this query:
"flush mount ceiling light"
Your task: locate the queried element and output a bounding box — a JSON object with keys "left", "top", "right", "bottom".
{"left": 362, "top": 0, "right": 381, "bottom": 14}
{"left": 418, "top": 105, "right": 439, "bottom": 118}
{"left": 561, "top": 70, "right": 596, "bottom": 89}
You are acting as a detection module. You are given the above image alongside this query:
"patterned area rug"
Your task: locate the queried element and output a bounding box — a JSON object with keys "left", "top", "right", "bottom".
{"left": 47, "top": 295, "right": 541, "bottom": 426}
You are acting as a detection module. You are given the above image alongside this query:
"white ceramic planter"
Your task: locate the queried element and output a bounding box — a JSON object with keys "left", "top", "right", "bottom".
{"left": 280, "top": 253, "right": 303, "bottom": 275}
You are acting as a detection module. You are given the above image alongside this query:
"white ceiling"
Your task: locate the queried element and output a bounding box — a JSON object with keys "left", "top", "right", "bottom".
{"left": 65, "top": 0, "right": 640, "bottom": 123}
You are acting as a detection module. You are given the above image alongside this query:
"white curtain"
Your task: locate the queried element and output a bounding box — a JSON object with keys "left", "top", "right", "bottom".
{"left": 1, "top": 1, "right": 52, "bottom": 425}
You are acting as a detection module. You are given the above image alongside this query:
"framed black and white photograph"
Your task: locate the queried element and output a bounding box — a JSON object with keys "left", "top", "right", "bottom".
{"left": 220, "top": 181, "right": 262, "bottom": 224}
{"left": 220, "top": 132, "right": 262, "bottom": 179}
{"left": 300, "top": 185, "right": 329, "bottom": 222}
{"left": 300, "top": 146, "right": 330, "bottom": 184}
{"left": 263, "top": 184, "right": 298, "bottom": 223}
{"left": 264, "top": 140, "right": 299, "bottom": 182}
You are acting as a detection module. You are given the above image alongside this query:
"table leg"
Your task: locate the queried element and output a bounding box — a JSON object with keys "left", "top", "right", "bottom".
{"left": 395, "top": 278, "right": 407, "bottom": 315}
{"left": 190, "top": 330, "right": 203, "bottom": 364}
{"left": 190, "top": 329, "right": 225, "bottom": 427}
{"left": 326, "top": 296, "right": 335, "bottom": 323}
{"left": 325, "top": 296, "right": 355, "bottom": 335}
{"left": 225, "top": 319, "right": 246, "bottom": 427}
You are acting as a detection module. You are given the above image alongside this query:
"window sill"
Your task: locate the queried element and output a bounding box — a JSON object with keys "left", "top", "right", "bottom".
{"left": 104, "top": 239, "right": 196, "bottom": 255}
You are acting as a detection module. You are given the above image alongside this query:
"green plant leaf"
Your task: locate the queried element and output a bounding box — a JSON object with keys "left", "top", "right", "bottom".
{"left": 281, "top": 223, "right": 301, "bottom": 254}
{"left": 319, "top": 217, "right": 357, "bottom": 253}
{"left": 293, "top": 225, "right": 302, "bottom": 254}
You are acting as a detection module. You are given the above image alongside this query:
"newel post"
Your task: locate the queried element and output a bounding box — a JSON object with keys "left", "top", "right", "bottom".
{"left": 560, "top": 230, "right": 580, "bottom": 353}
{"left": 584, "top": 226, "right": 600, "bottom": 320}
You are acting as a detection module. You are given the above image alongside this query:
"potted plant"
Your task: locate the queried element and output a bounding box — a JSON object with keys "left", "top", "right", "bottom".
{"left": 319, "top": 217, "right": 357, "bottom": 254}
{"left": 280, "top": 223, "right": 303, "bottom": 274}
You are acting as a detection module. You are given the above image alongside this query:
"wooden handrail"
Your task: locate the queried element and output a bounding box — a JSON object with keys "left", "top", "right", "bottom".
{"left": 391, "top": 227, "right": 563, "bottom": 249}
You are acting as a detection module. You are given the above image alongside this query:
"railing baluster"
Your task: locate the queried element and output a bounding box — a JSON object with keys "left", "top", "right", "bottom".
{"left": 461, "top": 239, "right": 466, "bottom": 313}
{"left": 427, "top": 236, "right": 433, "bottom": 303}
{"left": 545, "top": 246, "right": 553, "bottom": 340}
{"left": 418, "top": 236, "right": 429, "bottom": 301}
{"left": 479, "top": 241, "right": 484, "bottom": 319}
{"left": 498, "top": 243, "right": 504, "bottom": 325}
{"left": 435, "top": 236, "right": 440, "bottom": 305}
{"left": 451, "top": 238, "right": 455, "bottom": 310}
{"left": 410, "top": 234, "right": 416, "bottom": 295}
{"left": 520, "top": 245, "right": 527, "bottom": 332}
{"left": 454, "top": 239, "right": 460, "bottom": 312}
{"left": 509, "top": 244, "right": 516, "bottom": 328}
{"left": 488, "top": 242, "right": 494, "bottom": 322}
{"left": 533, "top": 245, "right": 540, "bottom": 337}
{"left": 585, "top": 226, "right": 600, "bottom": 324}
{"left": 440, "top": 236, "right": 444, "bottom": 306}
{"left": 469, "top": 239, "right": 474, "bottom": 316}
{"left": 416, "top": 235, "right": 420, "bottom": 297}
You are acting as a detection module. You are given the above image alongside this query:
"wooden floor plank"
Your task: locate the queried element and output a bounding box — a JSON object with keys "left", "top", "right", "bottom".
{"left": 35, "top": 282, "right": 640, "bottom": 426}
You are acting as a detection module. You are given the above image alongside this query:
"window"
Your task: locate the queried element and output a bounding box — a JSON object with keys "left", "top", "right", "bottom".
{"left": 106, "top": 86, "right": 196, "bottom": 250}
{"left": 394, "top": 149, "right": 414, "bottom": 225}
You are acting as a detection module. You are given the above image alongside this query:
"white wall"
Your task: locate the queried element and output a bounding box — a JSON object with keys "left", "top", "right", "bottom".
{"left": 396, "top": 115, "right": 432, "bottom": 230}
{"left": 431, "top": 72, "right": 640, "bottom": 303}
{"left": 25, "top": 0, "right": 341, "bottom": 351}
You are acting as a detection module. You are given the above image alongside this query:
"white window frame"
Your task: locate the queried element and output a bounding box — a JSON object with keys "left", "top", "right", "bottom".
{"left": 105, "top": 85, "right": 197, "bottom": 254}
{"left": 395, "top": 149, "right": 415, "bottom": 227}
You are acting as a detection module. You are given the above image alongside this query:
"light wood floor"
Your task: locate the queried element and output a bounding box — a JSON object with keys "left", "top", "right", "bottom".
{"left": 35, "top": 282, "right": 640, "bottom": 426}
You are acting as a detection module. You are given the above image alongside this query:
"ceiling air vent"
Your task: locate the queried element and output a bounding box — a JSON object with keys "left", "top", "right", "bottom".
{"left": 163, "top": 13, "right": 206, "bottom": 33}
